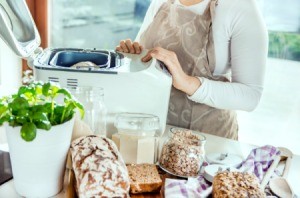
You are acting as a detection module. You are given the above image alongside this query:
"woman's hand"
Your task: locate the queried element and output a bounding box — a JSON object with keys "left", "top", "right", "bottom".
{"left": 142, "top": 47, "right": 201, "bottom": 96}
{"left": 116, "top": 39, "right": 143, "bottom": 54}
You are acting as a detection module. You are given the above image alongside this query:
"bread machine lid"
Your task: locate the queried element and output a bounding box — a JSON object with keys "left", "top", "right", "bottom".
{"left": 0, "top": 0, "right": 41, "bottom": 58}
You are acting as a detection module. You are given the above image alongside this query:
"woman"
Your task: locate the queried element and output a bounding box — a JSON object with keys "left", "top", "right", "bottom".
{"left": 116, "top": 0, "right": 268, "bottom": 140}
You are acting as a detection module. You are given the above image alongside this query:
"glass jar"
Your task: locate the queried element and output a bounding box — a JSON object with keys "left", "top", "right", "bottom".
{"left": 70, "top": 86, "right": 107, "bottom": 136}
{"left": 113, "top": 113, "right": 159, "bottom": 164}
{"left": 159, "top": 128, "right": 206, "bottom": 177}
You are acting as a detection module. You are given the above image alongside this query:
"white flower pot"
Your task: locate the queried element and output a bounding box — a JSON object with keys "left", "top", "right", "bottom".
{"left": 5, "top": 117, "right": 75, "bottom": 197}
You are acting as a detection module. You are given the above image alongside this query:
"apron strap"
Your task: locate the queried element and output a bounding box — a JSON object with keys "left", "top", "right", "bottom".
{"left": 210, "top": 0, "right": 218, "bottom": 21}
{"left": 168, "top": 0, "right": 176, "bottom": 3}
{"left": 202, "top": 0, "right": 218, "bottom": 22}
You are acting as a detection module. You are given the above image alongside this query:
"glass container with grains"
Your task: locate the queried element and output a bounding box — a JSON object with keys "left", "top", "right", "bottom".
{"left": 159, "top": 128, "right": 206, "bottom": 177}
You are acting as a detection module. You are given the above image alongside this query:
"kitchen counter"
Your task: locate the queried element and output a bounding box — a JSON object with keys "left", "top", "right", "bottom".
{"left": 0, "top": 125, "right": 299, "bottom": 197}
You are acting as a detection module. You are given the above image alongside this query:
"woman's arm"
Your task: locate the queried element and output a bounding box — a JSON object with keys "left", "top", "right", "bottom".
{"left": 188, "top": 0, "right": 269, "bottom": 111}
{"left": 138, "top": 0, "right": 268, "bottom": 112}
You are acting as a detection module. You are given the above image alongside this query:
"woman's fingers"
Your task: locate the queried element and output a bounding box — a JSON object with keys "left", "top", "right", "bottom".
{"left": 153, "top": 47, "right": 174, "bottom": 57}
{"left": 133, "top": 42, "right": 141, "bottom": 54}
{"left": 142, "top": 49, "right": 155, "bottom": 62}
{"left": 125, "top": 39, "right": 135, "bottom": 53}
{"left": 120, "top": 40, "right": 129, "bottom": 53}
{"left": 151, "top": 51, "right": 172, "bottom": 66}
{"left": 141, "top": 47, "right": 170, "bottom": 62}
{"left": 140, "top": 46, "right": 194, "bottom": 94}
{"left": 116, "top": 39, "right": 143, "bottom": 54}
{"left": 115, "top": 46, "right": 123, "bottom": 52}
{"left": 142, "top": 47, "right": 168, "bottom": 62}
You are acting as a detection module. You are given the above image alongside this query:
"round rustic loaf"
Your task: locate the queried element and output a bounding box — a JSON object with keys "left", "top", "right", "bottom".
{"left": 70, "top": 135, "right": 130, "bottom": 198}
{"left": 213, "top": 171, "right": 265, "bottom": 198}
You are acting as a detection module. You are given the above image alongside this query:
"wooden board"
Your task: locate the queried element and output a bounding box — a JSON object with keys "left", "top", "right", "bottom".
{"left": 65, "top": 166, "right": 183, "bottom": 198}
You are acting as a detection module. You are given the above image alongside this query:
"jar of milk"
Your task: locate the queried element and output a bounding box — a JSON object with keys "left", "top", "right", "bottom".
{"left": 113, "top": 113, "right": 159, "bottom": 164}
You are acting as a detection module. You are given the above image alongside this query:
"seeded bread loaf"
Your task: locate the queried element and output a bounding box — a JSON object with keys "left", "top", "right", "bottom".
{"left": 70, "top": 135, "right": 130, "bottom": 198}
{"left": 126, "top": 164, "right": 162, "bottom": 194}
{"left": 213, "top": 171, "right": 265, "bottom": 198}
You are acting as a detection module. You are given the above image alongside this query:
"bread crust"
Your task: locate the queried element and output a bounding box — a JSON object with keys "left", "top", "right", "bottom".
{"left": 213, "top": 171, "right": 266, "bottom": 198}
{"left": 127, "top": 164, "right": 162, "bottom": 194}
{"left": 70, "top": 135, "right": 130, "bottom": 198}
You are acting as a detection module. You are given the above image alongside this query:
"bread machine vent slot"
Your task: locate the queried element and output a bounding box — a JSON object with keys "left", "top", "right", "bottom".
{"left": 48, "top": 77, "right": 59, "bottom": 83}
{"left": 67, "top": 78, "right": 78, "bottom": 88}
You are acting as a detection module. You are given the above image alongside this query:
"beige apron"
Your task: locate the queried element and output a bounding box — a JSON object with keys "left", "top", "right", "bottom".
{"left": 140, "top": 0, "right": 238, "bottom": 139}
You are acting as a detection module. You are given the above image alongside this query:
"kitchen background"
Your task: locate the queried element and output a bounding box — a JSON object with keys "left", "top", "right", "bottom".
{"left": 0, "top": 0, "right": 300, "bottom": 154}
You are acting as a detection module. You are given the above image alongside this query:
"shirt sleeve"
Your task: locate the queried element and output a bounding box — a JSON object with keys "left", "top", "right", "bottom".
{"left": 188, "top": 0, "right": 268, "bottom": 112}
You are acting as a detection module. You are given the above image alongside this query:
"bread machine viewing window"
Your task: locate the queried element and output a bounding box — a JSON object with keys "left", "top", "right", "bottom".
{"left": 50, "top": 51, "right": 109, "bottom": 68}
{"left": 48, "top": 50, "right": 124, "bottom": 69}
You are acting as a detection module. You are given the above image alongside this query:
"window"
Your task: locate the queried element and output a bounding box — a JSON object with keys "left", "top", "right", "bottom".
{"left": 257, "top": 0, "right": 300, "bottom": 61}
{"left": 49, "top": 0, "right": 151, "bottom": 48}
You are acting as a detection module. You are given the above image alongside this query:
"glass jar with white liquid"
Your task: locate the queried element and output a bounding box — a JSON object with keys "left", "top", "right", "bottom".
{"left": 113, "top": 113, "right": 160, "bottom": 164}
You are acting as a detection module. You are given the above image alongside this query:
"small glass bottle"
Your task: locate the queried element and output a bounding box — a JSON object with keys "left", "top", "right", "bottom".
{"left": 70, "top": 86, "right": 107, "bottom": 136}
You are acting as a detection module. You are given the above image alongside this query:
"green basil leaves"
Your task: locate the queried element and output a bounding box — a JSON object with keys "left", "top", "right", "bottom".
{"left": 0, "top": 82, "right": 84, "bottom": 142}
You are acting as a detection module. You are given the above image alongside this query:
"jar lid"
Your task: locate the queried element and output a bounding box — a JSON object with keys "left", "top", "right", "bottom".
{"left": 206, "top": 153, "right": 243, "bottom": 167}
{"left": 114, "top": 113, "right": 159, "bottom": 136}
{"left": 203, "top": 164, "right": 240, "bottom": 183}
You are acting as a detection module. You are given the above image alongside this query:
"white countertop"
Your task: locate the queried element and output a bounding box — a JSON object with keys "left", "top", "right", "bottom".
{"left": 1, "top": 125, "right": 299, "bottom": 197}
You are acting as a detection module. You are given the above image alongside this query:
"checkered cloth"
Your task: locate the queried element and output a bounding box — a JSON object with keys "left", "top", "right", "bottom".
{"left": 164, "top": 145, "right": 280, "bottom": 198}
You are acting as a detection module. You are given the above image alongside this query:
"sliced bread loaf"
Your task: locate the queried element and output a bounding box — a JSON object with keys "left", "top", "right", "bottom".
{"left": 126, "top": 164, "right": 162, "bottom": 194}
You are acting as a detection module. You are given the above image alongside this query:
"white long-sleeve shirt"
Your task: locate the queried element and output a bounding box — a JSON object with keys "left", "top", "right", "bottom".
{"left": 136, "top": 0, "right": 268, "bottom": 111}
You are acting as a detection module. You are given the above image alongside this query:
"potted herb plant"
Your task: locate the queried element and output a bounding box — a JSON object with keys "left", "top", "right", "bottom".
{"left": 0, "top": 81, "right": 84, "bottom": 197}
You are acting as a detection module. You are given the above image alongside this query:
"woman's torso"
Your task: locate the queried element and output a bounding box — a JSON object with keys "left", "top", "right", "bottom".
{"left": 137, "top": 0, "right": 239, "bottom": 77}
{"left": 138, "top": 0, "right": 239, "bottom": 139}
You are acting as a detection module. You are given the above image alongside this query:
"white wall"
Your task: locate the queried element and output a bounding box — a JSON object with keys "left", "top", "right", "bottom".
{"left": 238, "top": 58, "right": 300, "bottom": 155}
{"left": 0, "top": 39, "right": 22, "bottom": 144}
{"left": 0, "top": 39, "right": 22, "bottom": 96}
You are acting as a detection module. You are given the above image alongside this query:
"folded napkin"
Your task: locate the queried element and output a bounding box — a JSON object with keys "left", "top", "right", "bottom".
{"left": 164, "top": 145, "right": 280, "bottom": 198}
{"left": 237, "top": 145, "right": 280, "bottom": 182}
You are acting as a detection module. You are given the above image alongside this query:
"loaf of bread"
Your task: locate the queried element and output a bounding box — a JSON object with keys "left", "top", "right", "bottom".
{"left": 70, "top": 135, "right": 130, "bottom": 198}
{"left": 71, "top": 61, "right": 97, "bottom": 68}
{"left": 213, "top": 171, "right": 265, "bottom": 198}
{"left": 126, "top": 164, "right": 162, "bottom": 194}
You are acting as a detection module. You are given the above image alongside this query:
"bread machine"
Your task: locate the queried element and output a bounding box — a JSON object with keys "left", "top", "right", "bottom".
{"left": 0, "top": 0, "right": 172, "bottom": 137}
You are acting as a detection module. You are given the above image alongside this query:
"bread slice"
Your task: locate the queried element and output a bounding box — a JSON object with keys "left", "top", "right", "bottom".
{"left": 126, "top": 164, "right": 162, "bottom": 194}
